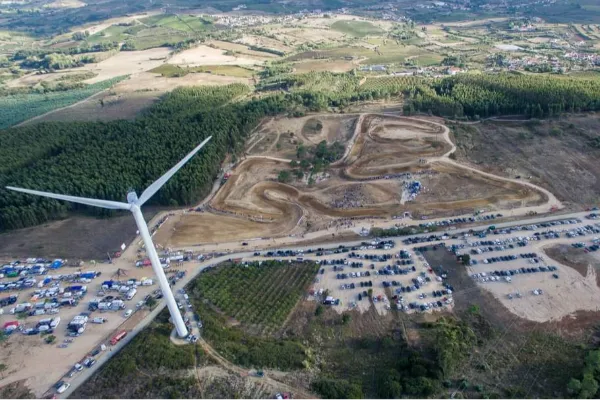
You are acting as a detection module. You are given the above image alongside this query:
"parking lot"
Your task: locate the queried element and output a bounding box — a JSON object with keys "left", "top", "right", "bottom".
{"left": 3, "top": 213, "right": 600, "bottom": 397}
{"left": 0, "top": 252, "right": 207, "bottom": 397}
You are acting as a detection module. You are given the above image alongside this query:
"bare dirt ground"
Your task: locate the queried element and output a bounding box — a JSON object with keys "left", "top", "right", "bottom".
{"left": 292, "top": 60, "right": 356, "bottom": 74}
{"left": 169, "top": 45, "right": 268, "bottom": 66}
{"left": 207, "top": 40, "right": 280, "bottom": 59}
{"left": 451, "top": 115, "right": 600, "bottom": 207}
{"left": 236, "top": 35, "right": 293, "bottom": 53}
{"left": 164, "top": 113, "right": 547, "bottom": 247}
{"left": 0, "top": 209, "right": 158, "bottom": 260}
{"left": 80, "top": 48, "right": 172, "bottom": 83}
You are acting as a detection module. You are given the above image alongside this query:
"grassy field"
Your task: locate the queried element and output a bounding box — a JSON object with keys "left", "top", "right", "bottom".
{"left": 85, "top": 25, "right": 190, "bottom": 50}
{"left": 192, "top": 260, "right": 319, "bottom": 333}
{"left": 287, "top": 42, "right": 443, "bottom": 66}
{"left": 140, "top": 14, "right": 213, "bottom": 33}
{"left": 0, "top": 75, "right": 128, "bottom": 129}
{"left": 150, "top": 64, "right": 255, "bottom": 78}
{"left": 330, "top": 20, "right": 385, "bottom": 37}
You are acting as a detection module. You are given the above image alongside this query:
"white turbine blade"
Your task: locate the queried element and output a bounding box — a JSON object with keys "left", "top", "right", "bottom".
{"left": 137, "top": 136, "right": 212, "bottom": 206}
{"left": 5, "top": 186, "right": 130, "bottom": 210}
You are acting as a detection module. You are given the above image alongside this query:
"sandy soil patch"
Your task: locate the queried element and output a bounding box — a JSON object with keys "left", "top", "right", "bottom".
{"left": 299, "top": 14, "right": 393, "bottom": 31}
{"left": 114, "top": 71, "right": 252, "bottom": 92}
{"left": 55, "top": 48, "right": 173, "bottom": 83}
{"left": 267, "top": 26, "right": 347, "bottom": 44}
{"left": 236, "top": 35, "right": 292, "bottom": 53}
{"left": 208, "top": 40, "right": 279, "bottom": 58}
{"left": 169, "top": 45, "right": 267, "bottom": 66}
{"left": 292, "top": 60, "right": 355, "bottom": 74}
{"left": 45, "top": 0, "right": 85, "bottom": 8}
{"left": 156, "top": 212, "right": 290, "bottom": 247}
{"left": 468, "top": 252, "right": 600, "bottom": 323}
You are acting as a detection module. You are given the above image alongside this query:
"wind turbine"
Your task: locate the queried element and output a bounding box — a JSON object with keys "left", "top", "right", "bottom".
{"left": 6, "top": 136, "right": 212, "bottom": 338}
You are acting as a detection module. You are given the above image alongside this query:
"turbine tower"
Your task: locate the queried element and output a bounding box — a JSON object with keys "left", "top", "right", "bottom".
{"left": 6, "top": 136, "right": 212, "bottom": 338}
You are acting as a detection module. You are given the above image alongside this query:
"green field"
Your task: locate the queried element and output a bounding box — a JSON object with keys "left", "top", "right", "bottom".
{"left": 288, "top": 43, "right": 443, "bottom": 66}
{"left": 86, "top": 25, "right": 189, "bottom": 50}
{"left": 330, "top": 20, "right": 385, "bottom": 37}
{"left": 191, "top": 260, "right": 318, "bottom": 333}
{"left": 140, "top": 14, "right": 213, "bottom": 33}
{"left": 150, "top": 63, "right": 255, "bottom": 78}
{"left": 0, "top": 76, "right": 128, "bottom": 129}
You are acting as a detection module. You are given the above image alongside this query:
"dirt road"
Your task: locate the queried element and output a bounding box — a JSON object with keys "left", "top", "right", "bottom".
{"left": 197, "top": 338, "right": 316, "bottom": 399}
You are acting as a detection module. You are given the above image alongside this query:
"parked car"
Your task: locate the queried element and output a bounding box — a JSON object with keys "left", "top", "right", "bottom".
{"left": 56, "top": 382, "right": 70, "bottom": 394}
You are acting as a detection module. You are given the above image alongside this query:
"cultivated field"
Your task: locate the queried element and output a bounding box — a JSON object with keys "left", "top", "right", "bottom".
{"left": 191, "top": 261, "right": 319, "bottom": 334}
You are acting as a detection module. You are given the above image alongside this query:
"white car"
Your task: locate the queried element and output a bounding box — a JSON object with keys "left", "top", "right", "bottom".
{"left": 57, "top": 383, "right": 70, "bottom": 394}
{"left": 123, "top": 309, "right": 133, "bottom": 318}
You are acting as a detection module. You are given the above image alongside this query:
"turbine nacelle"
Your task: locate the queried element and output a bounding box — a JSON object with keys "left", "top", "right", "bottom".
{"left": 127, "top": 190, "right": 139, "bottom": 205}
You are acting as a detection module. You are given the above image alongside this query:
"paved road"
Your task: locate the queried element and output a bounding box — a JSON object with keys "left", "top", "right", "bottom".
{"left": 59, "top": 209, "right": 594, "bottom": 398}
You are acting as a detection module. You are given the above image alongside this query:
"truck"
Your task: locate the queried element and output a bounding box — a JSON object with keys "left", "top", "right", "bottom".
{"left": 110, "top": 330, "right": 127, "bottom": 345}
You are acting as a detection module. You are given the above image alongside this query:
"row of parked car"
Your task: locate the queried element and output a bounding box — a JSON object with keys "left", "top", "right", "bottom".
{"left": 472, "top": 265, "right": 559, "bottom": 281}
{"left": 335, "top": 270, "right": 372, "bottom": 279}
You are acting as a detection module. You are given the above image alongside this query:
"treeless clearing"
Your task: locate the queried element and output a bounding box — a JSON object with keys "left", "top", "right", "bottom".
{"left": 467, "top": 240, "right": 600, "bottom": 323}
{"left": 292, "top": 60, "right": 355, "bottom": 73}
{"left": 451, "top": 115, "right": 600, "bottom": 206}
{"left": 169, "top": 45, "right": 268, "bottom": 66}
{"left": 236, "top": 35, "right": 293, "bottom": 53}
{"left": 208, "top": 39, "right": 280, "bottom": 58}
{"left": 78, "top": 48, "right": 171, "bottom": 83}
{"left": 163, "top": 113, "right": 546, "bottom": 247}
{"left": 45, "top": 0, "right": 85, "bottom": 8}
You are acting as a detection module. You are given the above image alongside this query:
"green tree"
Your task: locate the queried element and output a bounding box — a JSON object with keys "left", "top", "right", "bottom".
{"left": 580, "top": 373, "right": 598, "bottom": 398}
{"left": 277, "top": 170, "right": 291, "bottom": 183}
{"left": 567, "top": 378, "right": 582, "bottom": 395}
{"left": 296, "top": 144, "right": 306, "bottom": 159}
{"left": 146, "top": 297, "right": 157, "bottom": 309}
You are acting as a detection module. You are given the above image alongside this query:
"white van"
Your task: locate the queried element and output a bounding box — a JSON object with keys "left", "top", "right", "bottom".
{"left": 126, "top": 288, "right": 137, "bottom": 300}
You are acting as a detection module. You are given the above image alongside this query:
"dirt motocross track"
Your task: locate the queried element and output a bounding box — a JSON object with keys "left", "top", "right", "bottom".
{"left": 161, "top": 114, "right": 551, "bottom": 247}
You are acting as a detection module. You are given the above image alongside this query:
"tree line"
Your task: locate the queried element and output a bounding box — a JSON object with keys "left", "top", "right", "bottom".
{"left": 260, "top": 71, "right": 600, "bottom": 118}
{"left": 0, "top": 84, "right": 293, "bottom": 231}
